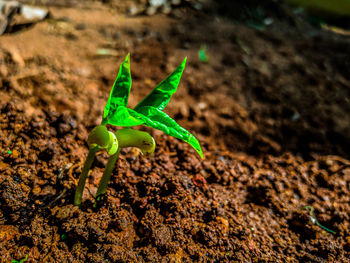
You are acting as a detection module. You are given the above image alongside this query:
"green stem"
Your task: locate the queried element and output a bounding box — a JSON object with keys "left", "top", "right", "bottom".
{"left": 95, "top": 129, "right": 155, "bottom": 200}
{"left": 116, "top": 128, "right": 155, "bottom": 155}
{"left": 303, "top": 206, "right": 336, "bottom": 234}
{"left": 74, "top": 146, "right": 99, "bottom": 206}
{"left": 95, "top": 148, "right": 121, "bottom": 199}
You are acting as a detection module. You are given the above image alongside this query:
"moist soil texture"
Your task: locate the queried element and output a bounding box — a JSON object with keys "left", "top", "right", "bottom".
{"left": 0, "top": 1, "right": 350, "bottom": 262}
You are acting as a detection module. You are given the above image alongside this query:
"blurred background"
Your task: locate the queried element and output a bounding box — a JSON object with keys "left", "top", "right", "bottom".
{"left": 1, "top": 0, "right": 350, "bottom": 158}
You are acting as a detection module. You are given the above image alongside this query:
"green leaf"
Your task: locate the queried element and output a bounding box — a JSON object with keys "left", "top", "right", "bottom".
{"left": 105, "top": 105, "right": 203, "bottom": 158}
{"left": 198, "top": 45, "right": 209, "bottom": 63}
{"left": 102, "top": 54, "right": 132, "bottom": 124}
{"left": 101, "top": 54, "right": 203, "bottom": 158}
{"left": 12, "top": 255, "right": 28, "bottom": 263}
{"left": 134, "top": 57, "right": 187, "bottom": 112}
{"left": 135, "top": 106, "right": 203, "bottom": 158}
{"left": 104, "top": 106, "right": 143, "bottom": 127}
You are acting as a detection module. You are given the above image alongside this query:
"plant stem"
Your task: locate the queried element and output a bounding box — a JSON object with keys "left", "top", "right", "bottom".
{"left": 74, "top": 146, "right": 99, "bottom": 206}
{"left": 95, "top": 148, "right": 121, "bottom": 199}
{"left": 116, "top": 128, "right": 155, "bottom": 155}
{"left": 94, "top": 129, "right": 154, "bottom": 201}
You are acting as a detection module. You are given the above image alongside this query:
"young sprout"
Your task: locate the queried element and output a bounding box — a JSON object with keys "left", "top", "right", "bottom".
{"left": 12, "top": 254, "right": 28, "bottom": 263}
{"left": 74, "top": 54, "right": 203, "bottom": 206}
{"left": 303, "top": 206, "right": 336, "bottom": 234}
{"left": 198, "top": 45, "right": 209, "bottom": 63}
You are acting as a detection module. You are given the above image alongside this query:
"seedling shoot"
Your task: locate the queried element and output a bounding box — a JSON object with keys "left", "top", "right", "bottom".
{"left": 74, "top": 54, "right": 203, "bottom": 206}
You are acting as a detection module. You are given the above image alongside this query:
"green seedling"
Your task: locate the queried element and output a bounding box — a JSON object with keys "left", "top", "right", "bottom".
{"left": 12, "top": 255, "right": 28, "bottom": 263}
{"left": 303, "top": 206, "right": 336, "bottom": 234}
{"left": 60, "top": 233, "right": 67, "bottom": 241}
{"left": 198, "top": 45, "right": 209, "bottom": 63}
{"left": 74, "top": 54, "right": 203, "bottom": 206}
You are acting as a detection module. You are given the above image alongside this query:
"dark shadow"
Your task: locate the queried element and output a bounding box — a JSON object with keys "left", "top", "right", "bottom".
{"left": 7, "top": 21, "right": 37, "bottom": 34}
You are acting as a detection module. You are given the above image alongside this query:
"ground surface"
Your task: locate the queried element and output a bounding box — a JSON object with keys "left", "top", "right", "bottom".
{"left": 0, "top": 1, "right": 350, "bottom": 262}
